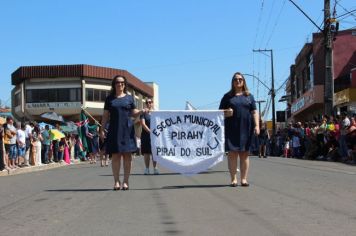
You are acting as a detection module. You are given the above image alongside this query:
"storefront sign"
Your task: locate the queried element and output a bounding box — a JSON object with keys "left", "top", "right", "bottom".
{"left": 350, "top": 105, "right": 356, "bottom": 112}
{"left": 26, "top": 102, "right": 81, "bottom": 109}
{"left": 291, "top": 86, "right": 323, "bottom": 115}
{"left": 291, "top": 97, "right": 305, "bottom": 113}
{"left": 333, "top": 88, "right": 356, "bottom": 106}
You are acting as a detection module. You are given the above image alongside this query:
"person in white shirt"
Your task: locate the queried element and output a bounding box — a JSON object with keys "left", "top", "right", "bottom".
{"left": 24, "top": 122, "right": 33, "bottom": 166}
{"left": 284, "top": 137, "right": 290, "bottom": 158}
{"left": 16, "top": 123, "right": 26, "bottom": 167}
{"left": 339, "top": 112, "right": 350, "bottom": 160}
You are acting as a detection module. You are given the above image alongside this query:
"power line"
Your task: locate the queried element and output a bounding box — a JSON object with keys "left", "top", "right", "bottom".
{"left": 253, "top": 0, "right": 265, "bottom": 49}
{"left": 265, "top": 0, "right": 287, "bottom": 48}
{"left": 336, "top": 2, "right": 356, "bottom": 20}
{"left": 333, "top": 0, "right": 338, "bottom": 19}
{"left": 287, "top": 0, "right": 324, "bottom": 32}
{"left": 276, "top": 77, "right": 289, "bottom": 93}
{"left": 259, "top": 0, "right": 277, "bottom": 49}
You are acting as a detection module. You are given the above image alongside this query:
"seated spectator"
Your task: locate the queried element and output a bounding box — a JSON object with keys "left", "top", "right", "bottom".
{"left": 325, "top": 137, "right": 340, "bottom": 162}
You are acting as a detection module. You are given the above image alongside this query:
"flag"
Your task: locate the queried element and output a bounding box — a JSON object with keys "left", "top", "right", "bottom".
{"left": 88, "top": 124, "right": 98, "bottom": 135}
{"left": 185, "top": 101, "right": 196, "bottom": 111}
{"left": 75, "top": 116, "right": 89, "bottom": 127}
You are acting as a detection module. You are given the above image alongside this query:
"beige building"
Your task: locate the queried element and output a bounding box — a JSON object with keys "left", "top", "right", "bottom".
{"left": 11, "top": 64, "right": 158, "bottom": 122}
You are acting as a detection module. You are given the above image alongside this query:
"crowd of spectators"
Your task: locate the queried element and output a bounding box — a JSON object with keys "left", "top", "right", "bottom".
{"left": 1, "top": 112, "right": 355, "bottom": 173}
{"left": 260, "top": 112, "right": 356, "bottom": 164}
{"left": 0, "top": 116, "right": 103, "bottom": 172}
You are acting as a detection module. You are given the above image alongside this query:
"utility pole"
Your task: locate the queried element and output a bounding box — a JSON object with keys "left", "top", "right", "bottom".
{"left": 252, "top": 49, "right": 276, "bottom": 138}
{"left": 324, "top": 0, "right": 334, "bottom": 116}
{"left": 288, "top": 0, "right": 334, "bottom": 116}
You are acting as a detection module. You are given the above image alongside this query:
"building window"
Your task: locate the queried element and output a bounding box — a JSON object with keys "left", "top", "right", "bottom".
{"left": 57, "top": 89, "right": 70, "bottom": 102}
{"left": 26, "top": 88, "right": 81, "bottom": 103}
{"left": 48, "top": 90, "right": 57, "bottom": 102}
{"left": 303, "top": 68, "right": 308, "bottom": 93}
{"left": 94, "top": 89, "right": 100, "bottom": 101}
{"left": 296, "top": 75, "right": 302, "bottom": 98}
{"left": 14, "top": 93, "right": 21, "bottom": 107}
{"left": 292, "top": 76, "right": 297, "bottom": 100}
{"left": 85, "top": 88, "right": 109, "bottom": 102}
{"left": 100, "top": 90, "right": 109, "bottom": 101}
{"left": 69, "top": 88, "right": 81, "bottom": 102}
{"left": 86, "top": 88, "right": 94, "bottom": 101}
{"left": 308, "top": 54, "right": 314, "bottom": 90}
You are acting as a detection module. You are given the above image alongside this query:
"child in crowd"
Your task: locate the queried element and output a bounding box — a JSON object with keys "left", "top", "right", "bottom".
{"left": 284, "top": 136, "right": 290, "bottom": 158}
{"left": 58, "top": 138, "right": 65, "bottom": 162}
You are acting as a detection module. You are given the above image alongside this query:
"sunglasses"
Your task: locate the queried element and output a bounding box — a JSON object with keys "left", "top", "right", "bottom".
{"left": 147, "top": 101, "right": 153, "bottom": 104}
{"left": 233, "top": 78, "right": 244, "bottom": 82}
{"left": 115, "top": 81, "right": 125, "bottom": 85}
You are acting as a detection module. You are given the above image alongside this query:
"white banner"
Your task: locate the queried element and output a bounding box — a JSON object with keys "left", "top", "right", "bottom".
{"left": 150, "top": 111, "right": 225, "bottom": 175}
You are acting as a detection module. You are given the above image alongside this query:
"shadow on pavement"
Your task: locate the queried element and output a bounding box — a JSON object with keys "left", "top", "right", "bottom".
{"left": 98, "top": 173, "right": 182, "bottom": 177}
{"left": 45, "top": 188, "right": 112, "bottom": 192}
{"left": 100, "top": 171, "right": 228, "bottom": 177}
{"left": 199, "top": 170, "right": 228, "bottom": 174}
{"left": 162, "top": 184, "right": 227, "bottom": 189}
{"left": 45, "top": 184, "right": 229, "bottom": 192}
{"left": 131, "top": 172, "right": 181, "bottom": 176}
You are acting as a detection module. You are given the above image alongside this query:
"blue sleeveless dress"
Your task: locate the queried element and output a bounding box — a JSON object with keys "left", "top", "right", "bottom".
{"left": 140, "top": 113, "right": 152, "bottom": 154}
{"left": 219, "top": 93, "right": 257, "bottom": 152}
{"left": 104, "top": 94, "right": 137, "bottom": 154}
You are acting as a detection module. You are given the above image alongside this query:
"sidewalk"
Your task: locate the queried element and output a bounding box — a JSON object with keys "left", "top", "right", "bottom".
{"left": 0, "top": 160, "right": 84, "bottom": 177}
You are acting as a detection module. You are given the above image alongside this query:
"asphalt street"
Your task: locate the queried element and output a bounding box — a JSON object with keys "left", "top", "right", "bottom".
{"left": 0, "top": 156, "right": 355, "bottom": 236}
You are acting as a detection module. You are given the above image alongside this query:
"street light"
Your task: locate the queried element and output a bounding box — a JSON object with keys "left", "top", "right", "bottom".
{"left": 243, "top": 73, "right": 270, "bottom": 91}
{"left": 243, "top": 73, "right": 275, "bottom": 135}
{"left": 251, "top": 49, "right": 276, "bottom": 138}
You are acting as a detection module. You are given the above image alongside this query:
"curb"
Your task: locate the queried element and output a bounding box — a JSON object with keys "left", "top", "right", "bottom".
{"left": 0, "top": 160, "right": 85, "bottom": 177}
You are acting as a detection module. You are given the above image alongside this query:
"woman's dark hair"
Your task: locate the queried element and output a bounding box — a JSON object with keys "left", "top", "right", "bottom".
{"left": 146, "top": 98, "right": 153, "bottom": 104}
{"left": 33, "top": 124, "right": 40, "bottom": 134}
{"left": 110, "top": 75, "right": 128, "bottom": 96}
{"left": 228, "top": 72, "right": 250, "bottom": 97}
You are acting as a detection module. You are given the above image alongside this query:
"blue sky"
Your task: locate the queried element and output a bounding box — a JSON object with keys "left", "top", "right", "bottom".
{"left": 1, "top": 0, "right": 355, "bottom": 119}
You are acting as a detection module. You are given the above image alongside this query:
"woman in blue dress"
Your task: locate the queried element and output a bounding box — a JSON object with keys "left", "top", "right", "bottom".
{"left": 219, "top": 72, "right": 260, "bottom": 187}
{"left": 258, "top": 122, "right": 270, "bottom": 158}
{"left": 140, "top": 98, "right": 159, "bottom": 175}
{"left": 100, "top": 75, "right": 147, "bottom": 190}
